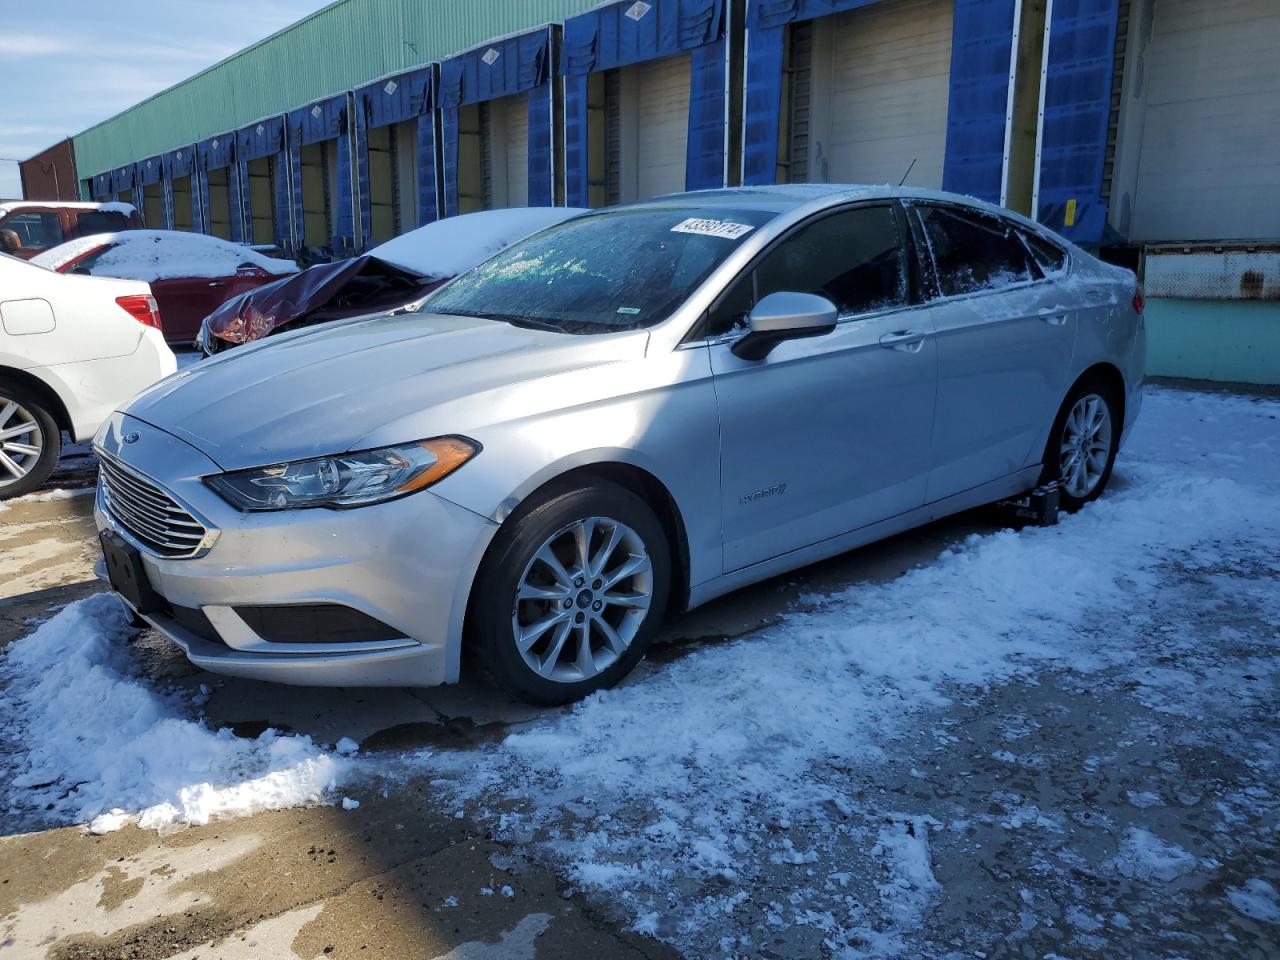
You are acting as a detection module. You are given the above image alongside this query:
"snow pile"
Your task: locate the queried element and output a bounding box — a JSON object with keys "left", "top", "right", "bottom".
{"left": 0, "top": 594, "right": 347, "bottom": 832}
{"left": 370, "top": 207, "right": 585, "bottom": 278}
{"left": 32, "top": 230, "right": 298, "bottom": 281}
{"left": 1226, "top": 879, "right": 1280, "bottom": 924}
{"left": 1106, "top": 827, "right": 1197, "bottom": 882}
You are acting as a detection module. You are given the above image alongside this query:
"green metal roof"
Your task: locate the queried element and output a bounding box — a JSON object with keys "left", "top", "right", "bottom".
{"left": 72, "top": 0, "right": 601, "bottom": 180}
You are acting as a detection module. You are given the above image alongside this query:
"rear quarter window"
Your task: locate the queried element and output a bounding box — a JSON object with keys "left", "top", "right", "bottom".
{"left": 73, "top": 211, "right": 130, "bottom": 238}
{"left": 913, "top": 205, "right": 1039, "bottom": 298}
{"left": 1018, "top": 229, "right": 1069, "bottom": 275}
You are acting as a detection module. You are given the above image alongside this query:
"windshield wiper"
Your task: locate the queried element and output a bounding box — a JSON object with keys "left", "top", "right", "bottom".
{"left": 444, "top": 310, "right": 566, "bottom": 333}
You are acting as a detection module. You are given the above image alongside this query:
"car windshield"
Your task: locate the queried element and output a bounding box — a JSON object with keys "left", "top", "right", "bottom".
{"left": 423, "top": 205, "right": 777, "bottom": 333}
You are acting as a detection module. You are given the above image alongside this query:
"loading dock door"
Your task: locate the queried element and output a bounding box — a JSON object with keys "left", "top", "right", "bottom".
{"left": 246, "top": 158, "right": 277, "bottom": 246}
{"left": 806, "top": 0, "right": 953, "bottom": 188}
{"left": 1131, "top": 0, "right": 1280, "bottom": 242}
{"left": 366, "top": 120, "right": 418, "bottom": 244}
{"left": 172, "top": 176, "right": 194, "bottom": 231}
{"left": 299, "top": 142, "right": 337, "bottom": 249}
{"left": 206, "top": 169, "right": 232, "bottom": 240}
{"left": 490, "top": 92, "right": 530, "bottom": 208}
{"left": 614, "top": 53, "right": 692, "bottom": 203}
{"left": 141, "top": 184, "right": 163, "bottom": 228}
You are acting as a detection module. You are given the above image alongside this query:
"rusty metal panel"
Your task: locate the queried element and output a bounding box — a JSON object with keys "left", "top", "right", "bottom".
{"left": 18, "top": 139, "right": 78, "bottom": 201}
{"left": 72, "top": 0, "right": 602, "bottom": 181}
{"left": 1145, "top": 248, "right": 1280, "bottom": 301}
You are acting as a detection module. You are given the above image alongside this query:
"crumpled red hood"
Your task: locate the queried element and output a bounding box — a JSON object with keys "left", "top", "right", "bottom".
{"left": 205, "top": 255, "right": 442, "bottom": 345}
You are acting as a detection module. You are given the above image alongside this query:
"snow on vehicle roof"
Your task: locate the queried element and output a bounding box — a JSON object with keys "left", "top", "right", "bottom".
{"left": 0, "top": 200, "right": 136, "bottom": 218}
{"left": 30, "top": 230, "right": 299, "bottom": 282}
{"left": 369, "top": 207, "right": 588, "bottom": 279}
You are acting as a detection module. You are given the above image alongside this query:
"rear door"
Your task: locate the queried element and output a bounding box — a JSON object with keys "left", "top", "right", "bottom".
{"left": 708, "top": 203, "right": 938, "bottom": 571}
{"left": 906, "top": 203, "right": 1076, "bottom": 502}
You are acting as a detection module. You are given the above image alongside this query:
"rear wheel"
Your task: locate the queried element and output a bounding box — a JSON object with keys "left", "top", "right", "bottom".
{"left": 0, "top": 385, "right": 60, "bottom": 499}
{"left": 1040, "top": 377, "right": 1120, "bottom": 511}
{"left": 471, "top": 481, "right": 670, "bottom": 705}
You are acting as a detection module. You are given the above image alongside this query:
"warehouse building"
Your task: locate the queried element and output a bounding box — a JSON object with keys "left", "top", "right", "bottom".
{"left": 17, "top": 0, "right": 1280, "bottom": 383}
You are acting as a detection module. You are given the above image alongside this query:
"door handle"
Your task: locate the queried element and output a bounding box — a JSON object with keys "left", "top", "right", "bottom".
{"left": 1038, "top": 310, "right": 1068, "bottom": 326}
{"left": 879, "top": 330, "right": 928, "bottom": 352}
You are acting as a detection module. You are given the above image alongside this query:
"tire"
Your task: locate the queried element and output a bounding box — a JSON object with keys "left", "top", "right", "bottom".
{"left": 0, "top": 383, "right": 61, "bottom": 500}
{"left": 1039, "top": 375, "right": 1121, "bottom": 512}
{"left": 471, "top": 480, "right": 671, "bottom": 705}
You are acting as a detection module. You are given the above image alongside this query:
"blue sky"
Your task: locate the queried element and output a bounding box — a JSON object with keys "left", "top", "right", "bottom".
{"left": 0, "top": 0, "right": 330, "bottom": 198}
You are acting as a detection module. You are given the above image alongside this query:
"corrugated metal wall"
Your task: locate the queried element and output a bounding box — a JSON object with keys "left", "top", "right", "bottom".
{"left": 72, "top": 0, "right": 602, "bottom": 180}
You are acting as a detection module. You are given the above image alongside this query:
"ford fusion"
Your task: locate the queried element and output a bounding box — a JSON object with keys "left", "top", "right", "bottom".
{"left": 94, "top": 186, "right": 1144, "bottom": 704}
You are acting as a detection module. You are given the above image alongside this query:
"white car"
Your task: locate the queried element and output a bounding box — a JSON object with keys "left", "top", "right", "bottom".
{"left": 0, "top": 252, "right": 176, "bottom": 497}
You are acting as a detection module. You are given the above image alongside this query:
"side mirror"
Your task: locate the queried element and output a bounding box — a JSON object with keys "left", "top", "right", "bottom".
{"left": 731, "top": 291, "right": 838, "bottom": 361}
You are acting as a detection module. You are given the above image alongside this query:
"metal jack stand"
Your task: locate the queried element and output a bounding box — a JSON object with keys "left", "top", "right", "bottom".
{"left": 996, "top": 480, "right": 1062, "bottom": 527}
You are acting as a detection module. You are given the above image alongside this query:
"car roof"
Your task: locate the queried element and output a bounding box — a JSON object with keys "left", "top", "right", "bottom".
{"left": 614, "top": 183, "right": 1048, "bottom": 227}
{"left": 608, "top": 184, "right": 1078, "bottom": 253}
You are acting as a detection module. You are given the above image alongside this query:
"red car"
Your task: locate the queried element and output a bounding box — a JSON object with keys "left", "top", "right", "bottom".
{"left": 0, "top": 201, "right": 142, "bottom": 260}
{"left": 32, "top": 230, "right": 298, "bottom": 344}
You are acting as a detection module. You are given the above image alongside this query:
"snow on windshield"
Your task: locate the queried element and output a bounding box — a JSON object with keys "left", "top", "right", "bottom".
{"left": 369, "top": 206, "right": 587, "bottom": 279}
{"left": 30, "top": 230, "right": 298, "bottom": 281}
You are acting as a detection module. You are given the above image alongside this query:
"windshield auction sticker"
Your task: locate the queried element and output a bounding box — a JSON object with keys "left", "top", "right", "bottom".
{"left": 670, "top": 218, "right": 756, "bottom": 240}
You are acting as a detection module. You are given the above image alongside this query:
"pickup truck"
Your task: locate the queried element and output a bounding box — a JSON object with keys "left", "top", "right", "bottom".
{"left": 0, "top": 201, "right": 142, "bottom": 259}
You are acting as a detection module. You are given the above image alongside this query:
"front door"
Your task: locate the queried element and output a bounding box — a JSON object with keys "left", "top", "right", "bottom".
{"left": 707, "top": 203, "right": 939, "bottom": 572}
{"left": 905, "top": 203, "right": 1077, "bottom": 502}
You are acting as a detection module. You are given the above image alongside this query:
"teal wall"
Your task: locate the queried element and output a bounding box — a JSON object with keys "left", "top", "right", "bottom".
{"left": 1146, "top": 298, "right": 1280, "bottom": 386}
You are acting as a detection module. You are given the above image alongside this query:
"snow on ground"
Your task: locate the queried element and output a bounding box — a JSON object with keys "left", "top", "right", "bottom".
{"left": 0, "top": 595, "right": 346, "bottom": 833}
{"left": 0, "top": 387, "right": 1277, "bottom": 954}
{"left": 412, "top": 387, "right": 1280, "bottom": 955}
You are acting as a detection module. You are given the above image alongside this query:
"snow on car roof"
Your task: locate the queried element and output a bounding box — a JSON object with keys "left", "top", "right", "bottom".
{"left": 0, "top": 200, "right": 136, "bottom": 218}
{"left": 30, "top": 230, "right": 299, "bottom": 282}
{"left": 369, "top": 207, "right": 588, "bottom": 279}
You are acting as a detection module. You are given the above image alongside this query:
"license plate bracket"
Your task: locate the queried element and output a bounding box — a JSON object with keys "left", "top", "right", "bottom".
{"left": 99, "top": 530, "right": 165, "bottom": 616}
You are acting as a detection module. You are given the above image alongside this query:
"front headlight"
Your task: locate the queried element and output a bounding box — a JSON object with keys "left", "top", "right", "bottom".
{"left": 206, "top": 437, "right": 479, "bottom": 511}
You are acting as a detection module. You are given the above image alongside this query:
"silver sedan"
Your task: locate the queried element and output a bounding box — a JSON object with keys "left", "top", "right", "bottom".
{"left": 94, "top": 185, "right": 1145, "bottom": 704}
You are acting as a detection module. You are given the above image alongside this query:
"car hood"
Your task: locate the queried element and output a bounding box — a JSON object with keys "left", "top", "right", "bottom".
{"left": 125, "top": 311, "right": 648, "bottom": 470}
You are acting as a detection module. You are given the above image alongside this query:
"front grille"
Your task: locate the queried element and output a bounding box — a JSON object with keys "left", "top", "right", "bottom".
{"left": 98, "top": 454, "right": 209, "bottom": 559}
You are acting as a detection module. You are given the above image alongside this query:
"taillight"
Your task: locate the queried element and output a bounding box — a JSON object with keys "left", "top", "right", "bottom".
{"left": 1132, "top": 285, "right": 1145, "bottom": 315}
{"left": 116, "top": 294, "right": 162, "bottom": 330}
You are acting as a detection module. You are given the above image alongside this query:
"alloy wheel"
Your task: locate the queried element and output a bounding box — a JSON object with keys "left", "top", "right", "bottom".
{"left": 511, "top": 516, "right": 654, "bottom": 683}
{"left": 0, "top": 399, "right": 44, "bottom": 490}
{"left": 1059, "top": 393, "right": 1112, "bottom": 499}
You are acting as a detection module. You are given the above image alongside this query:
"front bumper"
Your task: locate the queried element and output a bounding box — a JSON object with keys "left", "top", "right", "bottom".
{"left": 94, "top": 413, "right": 498, "bottom": 687}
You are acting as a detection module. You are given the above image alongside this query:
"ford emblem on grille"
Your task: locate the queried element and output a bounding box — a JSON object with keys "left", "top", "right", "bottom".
{"left": 122, "top": 432, "right": 140, "bottom": 444}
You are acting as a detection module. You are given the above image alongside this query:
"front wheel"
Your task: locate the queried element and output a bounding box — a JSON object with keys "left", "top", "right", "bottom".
{"left": 471, "top": 481, "right": 671, "bottom": 705}
{"left": 0, "top": 385, "right": 61, "bottom": 499}
{"left": 1040, "top": 378, "right": 1120, "bottom": 511}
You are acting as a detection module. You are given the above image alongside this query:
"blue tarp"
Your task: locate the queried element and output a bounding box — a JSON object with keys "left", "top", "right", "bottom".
{"left": 941, "top": 0, "right": 1019, "bottom": 203}
{"left": 109, "top": 163, "right": 135, "bottom": 198}
{"left": 354, "top": 65, "right": 439, "bottom": 247}
{"left": 90, "top": 172, "right": 112, "bottom": 201}
{"left": 236, "top": 116, "right": 290, "bottom": 250}
{"left": 562, "top": 0, "right": 726, "bottom": 206}
{"left": 439, "top": 26, "right": 555, "bottom": 216}
{"left": 286, "top": 94, "right": 355, "bottom": 253}
{"left": 1036, "top": 0, "right": 1120, "bottom": 243}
